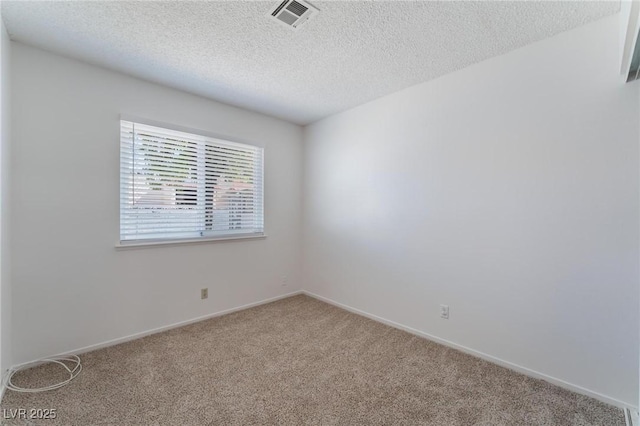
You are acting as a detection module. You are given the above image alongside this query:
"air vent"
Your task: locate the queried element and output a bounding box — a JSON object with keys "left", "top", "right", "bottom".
{"left": 269, "top": 0, "right": 319, "bottom": 30}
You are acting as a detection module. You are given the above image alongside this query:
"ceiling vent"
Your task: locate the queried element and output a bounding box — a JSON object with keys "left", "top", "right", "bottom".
{"left": 269, "top": 0, "right": 319, "bottom": 30}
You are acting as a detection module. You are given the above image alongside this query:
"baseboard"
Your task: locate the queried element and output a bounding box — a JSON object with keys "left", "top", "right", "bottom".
{"left": 628, "top": 408, "right": 639, "bottom": 426}
{"left": 0, "top": 378, "right": 6, "bottom": 403}
{"left": 12, "top": 290, "right": 303, "bottom": 370}
{"left": 302, "top": 290, "right": 635, "bottom": 411}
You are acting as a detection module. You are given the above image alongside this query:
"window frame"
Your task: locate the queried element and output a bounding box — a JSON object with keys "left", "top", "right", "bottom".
{"left": 117, "top": 115, "right": 266, "bottom": 249}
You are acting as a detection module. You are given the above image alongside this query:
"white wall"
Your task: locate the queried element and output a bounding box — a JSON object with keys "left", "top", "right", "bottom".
{"left": 303, "top": 14, "right": 640, "bottom": 407}
{"left": 11, "top": 43, "right": 303, "bottom": 365}
{"left": 0, "top": 20, "right": 11, "bottom": 376}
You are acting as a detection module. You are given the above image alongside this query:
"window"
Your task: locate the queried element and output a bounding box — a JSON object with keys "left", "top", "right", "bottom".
{"left": 120, "top": 120, "right": 264, "bottom": 244}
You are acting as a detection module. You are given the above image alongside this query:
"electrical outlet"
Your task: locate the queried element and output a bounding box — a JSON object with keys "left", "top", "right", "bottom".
{"left": 440, "top": 304, "right": 449, "bottom": 319}
{"left": 201, "top": 288, "right": 208, "bottom": 300}
{"left": 281, "top": 275, "right": 289, "bottom": 287}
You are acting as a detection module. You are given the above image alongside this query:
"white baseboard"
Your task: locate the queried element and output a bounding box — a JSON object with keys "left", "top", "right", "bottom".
{"left": 12, "top": 290, "right": 303, "bottom": 370}
{"left": 628, "top": 408, "right": 639, "bottom": 426}
{"left": 302, "top": 290, "right": 635, "bottom": 411}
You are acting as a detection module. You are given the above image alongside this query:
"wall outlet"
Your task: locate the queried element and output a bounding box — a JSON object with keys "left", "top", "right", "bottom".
{"left": 281, "top": 275, "right": 289, "bottom": 287}
{"left": 201, "top": 288, "right": 208, "bottom": 300}
{"left": 440, "top": 304, "right": 449, "bottom": 319}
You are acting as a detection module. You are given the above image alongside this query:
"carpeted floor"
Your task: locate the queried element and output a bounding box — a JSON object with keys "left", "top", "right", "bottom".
{"left": 0, "top": 295, "right": 626, "bottom": 425}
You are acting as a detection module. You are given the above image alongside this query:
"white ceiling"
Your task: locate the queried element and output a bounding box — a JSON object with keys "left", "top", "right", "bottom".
{"left": 1, "top": 1, "right": 619, "bottom": 125}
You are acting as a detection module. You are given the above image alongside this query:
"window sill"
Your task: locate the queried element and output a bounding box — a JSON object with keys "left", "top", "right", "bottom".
{"left": 115, "top": 234, "right": 267, "bottom": 250}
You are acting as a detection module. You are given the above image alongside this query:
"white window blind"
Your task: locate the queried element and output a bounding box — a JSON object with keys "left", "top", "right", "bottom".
{"left": 120, "top": 120, "right": 264, "bottom": 243}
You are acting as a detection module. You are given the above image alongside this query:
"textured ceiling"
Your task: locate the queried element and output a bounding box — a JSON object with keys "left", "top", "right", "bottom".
{"left": 1, "top": 1, "right": 619, "bottom": 125}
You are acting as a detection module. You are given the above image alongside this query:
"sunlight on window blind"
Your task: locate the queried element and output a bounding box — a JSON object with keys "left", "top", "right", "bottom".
{"left": 120, "top": 120, "right": 264, "bottom": 243}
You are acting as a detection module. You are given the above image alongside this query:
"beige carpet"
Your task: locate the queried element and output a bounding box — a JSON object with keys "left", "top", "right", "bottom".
{"left": 1, "top": 295, "right": 625, "bottom": 425}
